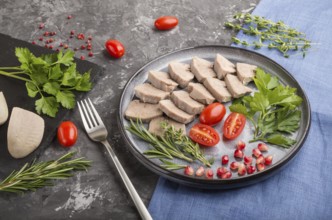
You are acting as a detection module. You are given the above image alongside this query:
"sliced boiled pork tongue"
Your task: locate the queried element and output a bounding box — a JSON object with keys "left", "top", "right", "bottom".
{"left": 168, "top": 62, "right": 194, "bottom": 88}
{"left": 213, "top": 53, "right": 236, "bottom": 79}
{"left": 171, "top": 90, "right": 204, "bottom": 115}
{"left": 125, "top": 100, "right": 163, "bottom": 122}
{"left": 134, "top": 83, "right": 170, "bottom": 104}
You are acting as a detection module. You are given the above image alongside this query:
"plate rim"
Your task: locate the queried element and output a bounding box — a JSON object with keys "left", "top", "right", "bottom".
{"left": 117, "top": 45, "right": 311, "bottom": 189}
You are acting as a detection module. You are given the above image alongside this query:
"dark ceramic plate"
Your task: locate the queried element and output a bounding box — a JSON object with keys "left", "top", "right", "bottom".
{"left": 118, "top": 46, "right": 311, "bottom": 189}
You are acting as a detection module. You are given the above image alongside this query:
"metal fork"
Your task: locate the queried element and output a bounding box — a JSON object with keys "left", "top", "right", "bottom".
{"left": 77, "top": 98, "right": 153, "bottom": 220}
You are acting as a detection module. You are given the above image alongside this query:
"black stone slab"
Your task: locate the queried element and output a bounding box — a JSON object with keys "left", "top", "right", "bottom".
{"left": 0, "top": 33, "right": 104, "bottom": 178}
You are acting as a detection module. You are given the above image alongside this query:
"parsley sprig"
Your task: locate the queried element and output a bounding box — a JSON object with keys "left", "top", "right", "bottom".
{"left": 0, "top": 48, "right": 92, "bottom": 117}
{"left": 229, "top": 68, "right": 303, "bottom": 148}
{"left": 225, "top": 13, "right": 313, "bottom": 58}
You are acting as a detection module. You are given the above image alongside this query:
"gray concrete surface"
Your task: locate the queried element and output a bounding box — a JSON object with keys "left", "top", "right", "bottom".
{"left": 0, "top": 0, "right": 258, "bottom": 219}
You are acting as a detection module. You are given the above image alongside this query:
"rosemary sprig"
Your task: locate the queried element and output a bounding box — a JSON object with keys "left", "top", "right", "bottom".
{"left": 159, "top": 159, "right": 187, "bottom": 170}
{"left": 0, "top": 151, "right": 91, "bottom": 193}
{"left": 225, "top": 13, "right": 313, "bottom": 58}
{"left": 126, "top": 120, "right": 213, "bottom": 168}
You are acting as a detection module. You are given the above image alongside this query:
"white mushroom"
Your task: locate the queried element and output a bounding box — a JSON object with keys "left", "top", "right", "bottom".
{"left": 0, "top": 91, "right": 9, "bottom": 125}
{"left": 7, "top": 107, "right": 45, "bottom": 159}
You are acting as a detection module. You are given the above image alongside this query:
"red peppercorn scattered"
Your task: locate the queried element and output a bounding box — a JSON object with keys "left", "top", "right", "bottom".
{"left": 80, "top": 55, "right": 85, "bottom": 60}
{"left": 64, "top": 44, "right": 69, "bottom": 49}
{"left": 88, "top": 36, "right": 92, "bottom": 40}
{"left": 43, "top": 31, "right": 49, "bottom": 37}
{"left": 70, "top": 30, "right": 75, "bottom": 35}
{"left": 39, "top": 37, "right": 43, "bottom": 41}
{"left": 39, "top": 23, "right": 45, "bottom": 29}
{"left": 86, "top": 45, "right": 92, "bottom": 50}
{"left": 59, "top": 42, "right": 64, "bottom": 47}
{"left": 77, "top": 33, "right": 85, "bottom": 40}
{"left": 67, "top": 15, "right": 73, "bottom": 19}
{"left": 88, "top": 51, "right": 93, "bottom": 57}
{"left": 44, "top": 44, "right": 48, "bottom": 48}
{"left": 32, "top": 41, "right": 36, "bottom": 45}
{"left": 49, "top": 45, "right": 53, "bottom": 49}
{"left": 56, "top": 49, "right": 60, "bottom": 52}
{"left": 74, "top": 48, "right": 78, "bottom": 51}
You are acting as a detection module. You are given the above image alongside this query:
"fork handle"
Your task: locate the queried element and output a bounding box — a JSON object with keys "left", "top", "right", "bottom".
{"left": 101, "top": 140, "right": 153, "bottom": 220}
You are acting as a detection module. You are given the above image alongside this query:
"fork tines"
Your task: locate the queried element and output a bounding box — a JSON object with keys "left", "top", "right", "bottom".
{"left": 77, "top": 98, "right": 104, "bottom": 130}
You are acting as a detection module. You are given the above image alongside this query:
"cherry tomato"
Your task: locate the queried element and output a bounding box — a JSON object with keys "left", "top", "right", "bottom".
{"left": 189, "top": 124, "right": 220, "bottom": 147}
{"left": 223, "top": 113, "right": 246, "bottom": 140}
{"left": 57, "top": 121, "right": 78, "bottom": 147}
{"left": 199, "top": 103, "right": 226, "bottom": 126}
{"left": 154, "top": 16, "right": 179, "bottom": 30}
{"left": 105, "top": 39, "right": 125, "bottom": 58}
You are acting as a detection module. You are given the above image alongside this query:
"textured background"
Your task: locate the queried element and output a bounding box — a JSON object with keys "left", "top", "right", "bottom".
{"left": 0, "top": 0, "right": 258, "bottom": 219}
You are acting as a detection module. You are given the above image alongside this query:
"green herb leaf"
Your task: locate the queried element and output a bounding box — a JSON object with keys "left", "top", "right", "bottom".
{"left": 25, "top": 82, "right": 38, "bottom": 98}
{"left": 35, "top": 96, "right": 59, "bottom": 117}
{"left": 48, "top": 63, "right": 62, "bottom": 80}
{"left": 61, "top": 64, "right": 77, "bottom": 86}
{"left": 265, "top": 133, "right": 296, "bottom": 148}
{"left": 56, "top": 50, "right": 74, "bottom": 66}
{"left": 276, "top": 109, "right": 301, "bottom": 133}
{"left": 56, "top": 90, "right": 76, "bottom": 109}
{"left": 75, "top": 71, "right": 92, "bottom": 91}
{"left": 43, "top": 82, "right": 60, "bottom": 95}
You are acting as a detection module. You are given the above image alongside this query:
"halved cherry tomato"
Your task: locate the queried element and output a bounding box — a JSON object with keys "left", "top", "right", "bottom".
{"left": 189, "top": 124, "right": 220, "bottom": 147}
{"left": 199, "top": 103, "right": 226, "bottom": 126}
{"left": 57, "top": 121, "right": 78, "bottom": 147}
{"left": 105, "top": 39, "right": 125, "bottom": 58}
{"left": 154, "top": 16, "right": 178, "bottom": 30}
{"left": 222, "top": 113, "right": 246, "bottom": 140}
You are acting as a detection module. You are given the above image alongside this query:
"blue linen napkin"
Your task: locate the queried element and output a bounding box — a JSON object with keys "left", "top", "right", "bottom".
{"left": 148, "top": 0, "right": 332, "bottom": 219}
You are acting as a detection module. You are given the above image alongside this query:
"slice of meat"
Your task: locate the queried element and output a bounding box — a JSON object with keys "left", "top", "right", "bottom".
{"left": 125, "top": 100, "right": 163, "bottom": 122}
{"left": 171, "top": 90, "right": 204, "bottom": 115}
{"left": 148, "top": 70, "right": 178, "bottom": 92}
{"left": 149, "top": 116, "right": 185, "bottom": 137}
{"left": 187, "top": 82, "right": 215, "bottom": 105}
{"left": 236, "top": 63, "right": 257, "bottom": 85}
{"left": 159, "top": 100, "right": 195, "bottom": 124}
{"left": 225, "top": 74, "right": 252, "bottom": 98}
{"left": 214, "top": 54, "right": 236, "bottom": 79}
{"left": 168, "top": 62, "right": 194, "bottom": 88}
{"left": 190, "top": 57, "right": 216, "bottom": 82}
{"left": 203, "top": 78, "right": 232, "bottom": 103}
{"left": 135, "top": 83, "right": 170, "bottom": 104}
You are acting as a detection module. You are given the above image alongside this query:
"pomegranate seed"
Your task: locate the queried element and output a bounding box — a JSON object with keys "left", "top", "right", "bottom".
{"left": 64, "top": 44, "right": 69, "bottom": 49}
{"left": 244, "top": 155, "right": 253, "bottom": 165}
{"left": 238, "top": 163, "right": 246, "bottom": 176}
{"left": 43, "top": 31, "right": 49, "bottom": 37}
{"left": 257, "top": 163, "right": 265, "bottom": 171}
{"left": 70, "top": 30, "right": 75, "bottom": 35}
{"left": 264, "top": 155, "right": 273, "bottom": 166}
{"left": 69, "top": 35, "right": 74, "bottom": 39}
{"left": 236, "top": 140, "right": 246, "bottom": 150}
{"left": 234, "top": 149, "right": 244, "bottom": 159}
{"left": 88, "top": 51, "right": 93, "bottom": 57}
{"left": 39, "top": 37, "right": 43, "bottom": 41}
{"left": 77, "top": 33, "right": 85, "bottom": 40}
{"left": 39, "top": 23, "right": 44, "bottom": 29}
{"left": 51, "top": 31, "right": 56, "bottom": 36}
{"left": 49, "top": 38, "right": 54, "bottom": 43}
{"left": 88, "top": 36, "right": 92, "bottom": 40}
{"left": 80, "top": 55, "right": 85, "bottom": 60}
{"left": 247, "top": 165, "right": 256, "bottom": 174}
{"left": 217, "top": 167, "right": 228, "bottom": 178}
{"left": 221, "top": 171, "right": 232, "bottom": 179}
{"left": 32, "top": 41, "right": 36, "bottom": 45}
{"left": 256, "top": 155, "right": 265, "bottom": 165}
{"left": 205, "top": 169, "right": 214, "bottom": 179}
{"left": 87, "top": 45, "right": 92, "bottom": 50}
{"left": 44, "top": 44, "right": 48, "bottom": 48}
{"left": 230, "top": 161, "right": 239, "bottom": 171}
{"left": 184, "top": 166, "right": 194, "bottom": 176}
{"left": 252, "top": 148, "right": 262, "bottom": 158}
{"left": 86, "top": 40, "right": 91, "bottom": 44}
{"left": 195, "top": 166, "right": 205, "bottom": 177}
{"left": 80, "top": 45, "right": 86, "bottom": 50}
{"left": 258, "top": 143, "right": 268, "bottom": 152}
{"left": 221, "top": 155, "right": 229, "bottom": 165}
{"left": 49, "top": 45, "right": 53, "bottom": 49}
{"left": 59, "top": 42, "right": 64, "bottom": 47}
{"left": 67, "top": 15, "right": 73, "bottom": 19}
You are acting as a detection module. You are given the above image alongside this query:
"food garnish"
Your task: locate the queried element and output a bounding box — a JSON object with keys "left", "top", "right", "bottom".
{"left": 0, "top": 151, "right": 91, "bottom": 193}
{"left": 225, "top": 13, "right": 313, "bottom": 58}
{"left": 229, "top": 68, "right": 302, "bottom": 148}
{"left": 57, "top": 121, "right": 78, "bottom": 147}
{"left": 105, "top": 39, "right": 125, "bottom": 58}
{"left": 126, "top": 119, "right": 214, "bottom": 168}
{"left": 0, "top": 48, "right": 92, "bottom": 117}
{"left": 154, "top": 16, "right": 179, "bottom": 31}
{"left": 222, "top": 112, "right": 246, "bottom": 140}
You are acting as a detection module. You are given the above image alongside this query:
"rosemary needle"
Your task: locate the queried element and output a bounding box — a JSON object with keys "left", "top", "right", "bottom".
{"left": 0, "top": 151, "right": 91, "bottom": 194}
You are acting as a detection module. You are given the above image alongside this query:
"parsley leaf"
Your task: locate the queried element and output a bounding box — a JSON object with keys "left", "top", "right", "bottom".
{"left": 0, "top": 48, "right": 93, "bottom": 117}
{"left": 229, "top": 67, "right": 302, "bottom": 148}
